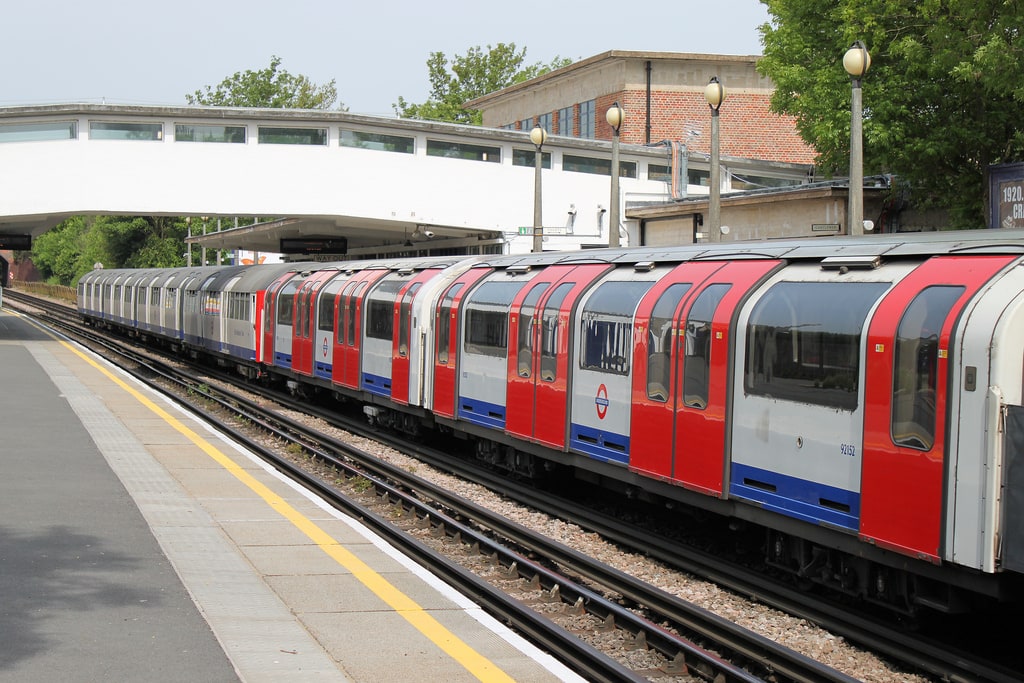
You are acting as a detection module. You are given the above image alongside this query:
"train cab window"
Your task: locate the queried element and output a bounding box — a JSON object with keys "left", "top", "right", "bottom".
{"left": 464, "top": 281, "right": 527, "bottom": 358}
{"left": 540, "top": 283, "right": 574, "bottom": 382}
{"left": 891, "top": 286, "right": 964, "bottom": 450}
{"left": 435, "top": 282, "right": 464, "bottom": 365}
{"left": 646, "top": 283, "right": 692, "bottom": 402}
{"left": 277, "top": 282, "right": 298, "bottom": 326}
{"left": 581, "top": 280, "right": 655, "bottom": 375}
{"left": 744, "top": 281, "right": 889, "bottom": 410}
{"left": 683, "top": 284, "right": 730, "bottom": 409}
{"left": 517, "top": 283, "right": 550, "bottom": 377}
{"left": 366, "top": 280, "right": 405, "bottom": 341}
{"left": 398, "top": 283, "right": 423, "bottom": 357}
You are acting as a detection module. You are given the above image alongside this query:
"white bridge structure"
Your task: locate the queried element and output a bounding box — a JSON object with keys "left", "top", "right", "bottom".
{"left": 0, "top": 104, "right": 808, "bottom": 258}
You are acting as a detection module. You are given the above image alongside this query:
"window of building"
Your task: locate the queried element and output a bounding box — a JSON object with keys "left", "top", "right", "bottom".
{"left": 563, "top": 154, "right": 637, "bottom": 178}
{"left": 258, "top": 127, "right": 327, "bottom": 145}
{"left": 730, "top": 173, "right": 805, "bottom": 190}
{"left": 175, "top": 124, "right": 246, "bottom": 143}
{"left": 744, "top": 281, "right": 890, "bottom": 410}
{"left": 340, "top": 129, "right": 414, "bottom": 153}
{"left": 426, "top": 139, "right": 500, "bottom": 163}
{"left": 519, "top": 117, "right": 534, "bottom": 131}
{"left": 512, "top": 149, "right": 551, "bottom": 168}
{"left": 90, "top": 121, "right": 163, "bottom": 141}
{"left": 557, "top": 106, "right": 573, "bottom": 136}
{"left": 580, "top": 280, "right": 655, "bottom": 375}
{"left": 536, "top": 112, "right": 552, "bottom": 133}
{"left": 0, "top": 120, "right": 77, "bottom": 143}
{"left": 579, "top": 100, "right": 595, "bottom": 139}
{"left": 649, "top": 164, "right": 671, "bottom": 182}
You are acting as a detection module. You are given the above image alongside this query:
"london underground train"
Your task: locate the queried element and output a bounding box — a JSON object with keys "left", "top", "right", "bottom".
{"left": 78, "top": 229, "right": 1024, "bottom": 614}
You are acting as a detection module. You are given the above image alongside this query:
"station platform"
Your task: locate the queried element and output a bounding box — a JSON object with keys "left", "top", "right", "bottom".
{"left": 0, "top": 307, "right": 583, "bottom": 683}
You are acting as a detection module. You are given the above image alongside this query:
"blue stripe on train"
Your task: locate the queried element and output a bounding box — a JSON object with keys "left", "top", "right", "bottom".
{"left": 729, "top": 462, "right": 860, "bottom": 531}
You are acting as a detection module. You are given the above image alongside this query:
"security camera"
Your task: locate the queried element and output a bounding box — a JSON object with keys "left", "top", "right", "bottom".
{"left": 422, "top": 229, "right": 435, "bottom": 239}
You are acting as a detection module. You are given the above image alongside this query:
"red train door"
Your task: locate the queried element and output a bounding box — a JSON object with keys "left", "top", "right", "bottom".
{"left": 332, "top": 269, "right": 389, "bottom": 390}
{"left": 630, "top": 260, "right": 782, "bottom": 495}
{"left": 432, "top": 268, "right": 492, "bottom": 419}
{"left": 506, "top": 264, "right": 611, "bottom": 449}
{"left": 292, "top": 270, "right": 339, "bottom": 377}
{"left": 391, "top": 269, "right": 441, "bottom": 405}
{"left": 262, "top": 273, "right": 296, "bottom": 367}
{"left": 861, "top": 255, "right": 1014, "bottom": 561}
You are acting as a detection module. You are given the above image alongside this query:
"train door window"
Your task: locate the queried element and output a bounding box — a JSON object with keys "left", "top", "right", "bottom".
{"left": 367, "top": 280, "right": 405, "bottom": 341}
{"left": 298, "top": 287, "right": 310, "bottom": 338}
{"left": 682, "top": 284, "right": 730, "bottom": 409}
{"left": 348, "top": 282, "right": 368, "bottom": 345}
{"left": 517, "top": 283, "right": 550, "bottom": 377}
{"left": 337, "top": 281, "right": 358, "bottom": 344}
{"left": 318, "top": 288, "right": 337, "bottom": 331}
{"left": 464, "top": 281, "right": 527, "bottom": 357}
{"left": 744, "top": 282, "right": 889, "bottom": 410}
{"left": 277, "top": 282, "right": 298, "bottom": 326}
{"left": 540, "top": 283, "right": 574, "bottom": 382}
{"left": 435, "top": 283, "right": 464, "bottom": 365}
{"left": 580, "top": 281, "right": 655, "bottom": 375}
{"left": 891, "top": 285, "right": 964, "bottom": 450}
{"left": 398, "top": 283, "right": 423, "bottom": 357}
{"left": 647, "top": 283, "right": 691, "bottom": 402}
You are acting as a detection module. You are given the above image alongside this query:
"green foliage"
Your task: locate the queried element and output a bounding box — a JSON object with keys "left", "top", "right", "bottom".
{"left": 759, "top": 0, "right": 1024, "bottom": 226}
{"left": 394, "top": 43, "right": 573, "bottom": 124}
{"left": 187, "top": 55, "right": 343, "bottom": 110}
{"left": 31, "top": 216, "right": 188, "bottom": 285}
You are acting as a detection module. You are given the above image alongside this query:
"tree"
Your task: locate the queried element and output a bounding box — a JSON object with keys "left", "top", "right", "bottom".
{"left": 187, "top": 55, "right": 343, "bottom": 110}
{"left": 758, "top": 0, "right": 1024, "bottom": 226}
{"left": 394, "top": 44, "right": 572, "bottom": 124}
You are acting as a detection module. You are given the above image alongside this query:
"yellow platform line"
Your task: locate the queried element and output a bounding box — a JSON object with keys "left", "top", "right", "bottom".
{"left": 61, "top": 338, "right": 515, "bottom": 683}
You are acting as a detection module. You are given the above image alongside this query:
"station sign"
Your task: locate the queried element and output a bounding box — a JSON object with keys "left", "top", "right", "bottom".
{"left": 0, "top": 234, "right": 31, "bottom": 250}
{"left": 517, "top": 226, "right": 569, "bottom": 236}
{"left": 279, "top": 237, "right": 348, "bottom": 254}
{"left": 811, "top": 223, "right": 840, "bottom": 233}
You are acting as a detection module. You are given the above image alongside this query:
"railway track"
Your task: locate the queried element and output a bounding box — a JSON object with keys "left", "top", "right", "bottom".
{"left": 7, "top": 288, "right": 1023, "bottom": 682}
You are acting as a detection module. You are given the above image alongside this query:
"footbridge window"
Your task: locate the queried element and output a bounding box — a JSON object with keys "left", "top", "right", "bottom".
{"left": 258, "top": 127, "right": 327, "bottom": 145}
{"left": 175, "top": 124, "right": 246, "bottom": 143}
{"left": 0, "top": 121, "right": 77, "bottom": 142}
{"left": 427, "top": 140, "right": 500, "bottom": 163}
{"left": 340, "top": 130, "right": 414, "bottom": 154}
{"left": 90, "top": 121, "right": 163, "bottom": 141}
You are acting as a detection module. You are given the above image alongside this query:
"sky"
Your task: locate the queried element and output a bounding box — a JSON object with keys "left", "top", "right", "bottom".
{"left": 2, "top": 0, "right": 771, "bottom": 117}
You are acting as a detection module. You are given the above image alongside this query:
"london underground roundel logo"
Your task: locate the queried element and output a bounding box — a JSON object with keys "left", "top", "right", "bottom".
{"left": 595, "top": 384, "right": 609, "bottom": 419}
{"left": 322, "top": 338, "right": 329, "bottom": 357}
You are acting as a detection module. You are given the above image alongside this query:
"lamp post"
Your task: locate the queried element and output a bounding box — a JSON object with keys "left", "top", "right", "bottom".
{"left": 843, "top": 41, "right": 871, "bottom": 236}
{"left": 530, "top": 125, "right": 547, "bottom": 253}
{"left": 606, "top": 102, "right": 624, "bottom": 248}
{"left": 704, "top": 77, "right": 725, "bottom": 242}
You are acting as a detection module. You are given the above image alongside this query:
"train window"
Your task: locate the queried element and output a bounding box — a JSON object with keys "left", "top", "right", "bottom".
{"left": 540, "top": 283, "right": 574, "bottom": 382}
{"left": 398, "top": 283, "right": 423, "bottom": 357}
{"left": 891, "top": 286, "right": 964, "bottom": 450}
{"left": 366, "top": 280, "right": 405, "bottom": 341}
{"left": 683, "top": 284, "right": 730, "bottom": 409}
{"left": 277, "top": 282, "right": 298, "bottom": 326}
{"left": 151, "top": 287, "right": 160, "bottom": 307}
{"left": 298, "top": 287, "right": 310, "bottom": 337}
{"left": 318, "top": 290, "right": 336, "bottom": 331}
{"left": 435, "top": 283, "right": 465, "bottom": 365}
{"left": 517, "top": 283, "right": 550, "bottom": 377}
{"left": 581, "top": 281, "right": 655, "bottom": 375}
{"left": 337, "top": 281, "right": 358, "bottom": 344}
{"left": 464, "top": 281, "right": 527, "bottom": 358}
{"left": 647, "top": 283, "right": 692, "bottom": 402}
{"left": 744, "top": 281, "right": 889, "bottom": 410}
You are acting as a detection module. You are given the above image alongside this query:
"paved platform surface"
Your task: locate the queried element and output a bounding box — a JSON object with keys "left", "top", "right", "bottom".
{"left": 0, "top": 307, "right": 583, "bottom": 682}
